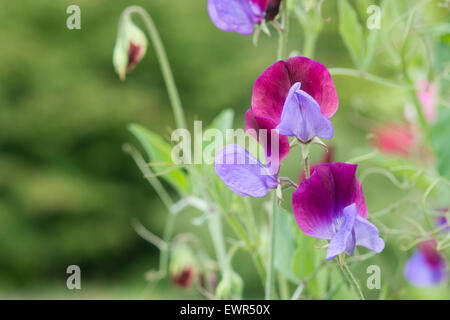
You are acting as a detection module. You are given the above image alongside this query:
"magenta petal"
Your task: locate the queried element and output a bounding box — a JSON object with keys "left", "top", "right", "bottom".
{"left": 215, "top": 144, "right": 278, "bottom": 197}
{"left": 285, "top": 57, "right": 339, "bottom": 119}
{"left": 251, "top": 57, "right": 339, "bottom": 125}
{"left": 292, "top": 163, "right": 367, "bottom": 239}
{"left": 208, "top": 0, "right": 265, "bottom": 35}
{"left": 245, "top": 108, "right": 290, "bottom": 166}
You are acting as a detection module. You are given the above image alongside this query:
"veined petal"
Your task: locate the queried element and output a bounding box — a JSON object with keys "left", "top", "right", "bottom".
{"left": 251, "top": 57, "right": 338, "bottom": 126}
{"left": 276, "top": 82, "right": 333, "bottom": 142}
{"left": 292, "top": 163, "right": 367, "bottom": 239}
{"left": 326, "top": 204, "right": 357, "bottom": 260}
{"left": 353, "top": 214, "right": 385, "bottom": 253}
{"left": 245, "top": 108, "right": 289, "bottom": 167}
{"left": 215, "top": 144, "right": 278, "bottom": 197}
{"left": 208, "top": 0, "right": 262, "bottom": 35}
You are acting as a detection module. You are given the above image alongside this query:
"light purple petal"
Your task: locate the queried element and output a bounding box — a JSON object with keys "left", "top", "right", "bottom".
{"left": 292, "top": 163, "right": 367, "bottom": 239}
{"left": 208, "top": 0, "right": 265, "bottom": 35}
{"left": 251, "top": 57, "right": 338, "bottom": 127}
{"left": 353, "top": 215, "right": 385, "bottom": 253}
{"left": 245, "top": 108, "right": 290, "bottom": 168}
{"left": 404, "top": 246, "right": 447, "bottom": 287}
{"left": 276, "top": 82, "right": 333, "bottom": 143}
{"left": 214, "top": 144, "right": 278, "bottom": 197}
{"left": 326, "top": 204, "right": 357, "bottom": 260}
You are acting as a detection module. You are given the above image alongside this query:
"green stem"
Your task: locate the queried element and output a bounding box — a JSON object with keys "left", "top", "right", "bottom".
{"left": 122, "top": 6, "right": 187, "bottom": 129}
{"left": 277, "top": 2, "right": 289, "bottom": 60}
{"left": 208, "top": 209, "right": 228, "bottom": 278}
{"left": 278, "top": 274, "right": 289, "bottom": 300}
{"left": 303, "top": 33, "right": 317, "bottom": 59}
{"left": 123, "top": 144, "right": 175, "bottom": 276}
{"left": 328, "top": 68, "right": 411, "bottom": 89}
{"left": 301, "top": 143, "right": 311, "bottom": 179}
{"left": 339, "top": 260, "right": 365, "bottom": 300}
{"left": 265, "top": 192, "right": 279, "bottom": 300}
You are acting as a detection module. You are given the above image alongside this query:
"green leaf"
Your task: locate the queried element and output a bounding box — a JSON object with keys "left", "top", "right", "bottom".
{"left": 274, "top": 208, "right": 299, "bottom": 282}
{"left": 431, "top": 108, "right": 450, "bottom": 178}
{"left": 338, "top": 0, "right": 365, "bottom": 67}
{"left": 128, "top": 124, "right": 190, "bottom": 195}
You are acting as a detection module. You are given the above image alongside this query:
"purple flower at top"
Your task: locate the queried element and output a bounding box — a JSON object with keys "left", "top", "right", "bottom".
{"left": 436, "top": 215, "right": 449, "bottom": 232}
{"left": 247, "top": 57, "right": 339, "bottom": 163}
{"left": 276, "top": 82, "right": 333, "bottom": 143}
{"left": 208, "top": 0, "right": 269, "bottom": 35}
{"left": 292, "top": 162, "right": 384, "bottom": 260}
{"left": 215, "top": 144, "right": 279, "bottom": 197}
{"left": 404, "top": 240, "right": 447, "bottom": 287}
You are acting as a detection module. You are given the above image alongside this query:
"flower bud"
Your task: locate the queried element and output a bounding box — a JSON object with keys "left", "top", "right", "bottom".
{"left": 113, "top": 17, "right": 147, "bottom": 81}
{"left": 215, "top": 271, "right": 243, "bottom": 299}
{"left": 169, "top": 244, "right": 196, "bottom": 289}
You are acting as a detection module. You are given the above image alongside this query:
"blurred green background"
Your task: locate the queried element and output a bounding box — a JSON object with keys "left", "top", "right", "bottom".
{"left": 0, "top": 0, "right": 448, "bottom": 299}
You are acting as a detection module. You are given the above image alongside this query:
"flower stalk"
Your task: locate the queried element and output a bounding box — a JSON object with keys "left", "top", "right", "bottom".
{"left": 120, "top": 6, "right": 187, "bottom": 129}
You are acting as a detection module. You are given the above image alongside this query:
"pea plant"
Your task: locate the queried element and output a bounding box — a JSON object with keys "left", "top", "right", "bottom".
{"left": 112, "top": 0, "right": 449, "bottom": 299}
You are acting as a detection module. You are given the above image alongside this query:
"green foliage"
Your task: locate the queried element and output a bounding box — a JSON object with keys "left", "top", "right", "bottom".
{"left": 431, "top": 108, "right": 450, "bottom": 178}
{"left": 338, "top": 0, "right": 365, "bottom": 67}
{"left": 274, "top": 208, "right": 298, "bottom": 282}
{"left": 129, "top": 124, "right": 190, "bottom": 195}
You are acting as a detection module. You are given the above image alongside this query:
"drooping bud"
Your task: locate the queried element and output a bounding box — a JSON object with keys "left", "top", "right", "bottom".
{"left": 265, "top": 0, "right": 282, "bottom": 21}
{"left": 169, "top": 244, "right": 196, "bottom": 289}
{"left": 113, "top": 17, "right": 147, "bottom": 81}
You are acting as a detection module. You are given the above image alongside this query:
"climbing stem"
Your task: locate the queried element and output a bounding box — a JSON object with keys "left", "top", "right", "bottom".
{"left": 121, "top": 6, "right": 187, "bottom": 129}
{"left": 277, "top": 2, "right": 289, "bottom": 60}
{"left": 265, "top": 191, "right": 279, "bottom": 299}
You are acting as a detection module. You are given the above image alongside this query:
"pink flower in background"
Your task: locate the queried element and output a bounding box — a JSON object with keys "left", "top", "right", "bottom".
{"left": 417, "top": 80, "right": 437, "bottom": 124}
{"left": 404, "top": 240, "right": 447, "bottom": 287}
{"left": 371, "top": 123, "right": 415, "bottom": 156}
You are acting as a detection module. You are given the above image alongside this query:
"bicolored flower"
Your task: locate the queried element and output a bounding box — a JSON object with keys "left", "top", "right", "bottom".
{"left": 215, "top": 144, "right": 279, "bottom": 197}
{"left": 247, "top": 57, "right": 339, "bottom": 163}
{"left": 292, "top": 162, "right": 384, "bottom": 260}
{"left": 404, "top": 240, "right": 447, "bottom": 287}
{"left": 113, "top": 17, "right": 148, "bottom": 81}
{"left": 207, "top": 0, "right": 269, "bottom": 35}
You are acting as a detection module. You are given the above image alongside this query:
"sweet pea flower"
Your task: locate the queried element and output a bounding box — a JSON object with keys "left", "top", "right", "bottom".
{"left": 208, "top": 0, "right": 270, "bottom": 35}
{"left": 247, "top": 57, "right": 339, "bottom": 162}
{"left": 292, "top": 162, "right": 385, "bottom": 260}
{"left": 417, "top": 80, "right": 437, "bottom": 124}
{"left": 371, "top": 123, "right": 415, "bottom": 156}
{"left": 404, "top": 240, "right": 447, "bottom": 287}
{"left": 215, "top": 144, "right": 279, "bottom": 197}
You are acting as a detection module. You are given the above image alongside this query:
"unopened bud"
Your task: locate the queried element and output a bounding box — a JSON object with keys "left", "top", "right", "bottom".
{"left": 113, "top": 17, "right": 147, "bottom": 81}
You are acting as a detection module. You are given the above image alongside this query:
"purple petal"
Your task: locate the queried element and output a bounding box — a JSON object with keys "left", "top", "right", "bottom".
{"left": 326, "top": 204, "right": 357, "bottom": 260}
{"left": 276, "top": 82, "right": 333, "bottom": 142}
{"left": 292, "top": 163, "right": 367, "bottom": 239}
{"left": 353, "top": 215, "right": 385, "bottom": 253}
{"left": 245, "top": 108, "right": 290, "bottom": 168}
{"left": 404, "top": 242, "right": 447, "bottom": 287}
{"left": 207, "top": 0, "right": 266, "bottom": 35}
{"left": 214, "top": 144, "right": 278, "bottom": 197}
{"left": 251, "top": 57, "right": 338, "bottom": 126}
